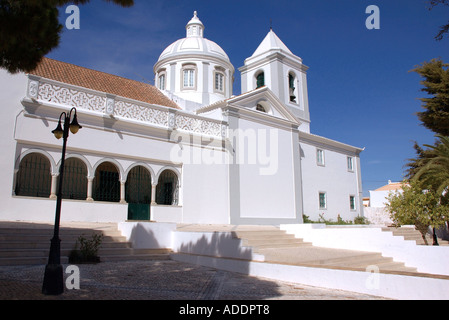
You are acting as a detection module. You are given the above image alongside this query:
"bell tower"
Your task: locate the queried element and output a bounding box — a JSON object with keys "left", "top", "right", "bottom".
{"left": 239, "top": 29, "right": 311, "bottom": 133}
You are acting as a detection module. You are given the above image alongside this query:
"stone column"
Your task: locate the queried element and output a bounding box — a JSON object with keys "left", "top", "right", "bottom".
{"left": 50, "top": 174, "right": 59, "bottom": 199}
{"left": 151, "top": 184, "right": 157, "bottom": 205}
{"left": 86, "top": 177, "right": 94, "bottom": 202}
{"left": 120, "top": 181, "right": 127, "bottom": 204}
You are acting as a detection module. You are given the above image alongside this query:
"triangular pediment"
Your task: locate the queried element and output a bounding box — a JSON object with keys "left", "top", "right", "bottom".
{"left": 197, "top": 86, "right": 301, "bottom": 127}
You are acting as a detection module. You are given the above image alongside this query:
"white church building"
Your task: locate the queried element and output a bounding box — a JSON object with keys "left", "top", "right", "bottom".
{"left": 0, "top": 12, "right": 364, "bottom": 225}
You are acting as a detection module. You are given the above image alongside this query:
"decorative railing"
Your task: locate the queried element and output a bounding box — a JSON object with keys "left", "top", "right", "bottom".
{"left": 27, "top": 76, "right": 226, "bottom": 139}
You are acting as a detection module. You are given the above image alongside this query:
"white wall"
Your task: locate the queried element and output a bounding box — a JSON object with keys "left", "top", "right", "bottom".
{"left": 118, "top": 221, "right": 176, "bottom": 249}
{"left": 228, "top": 116, "right": 302, "bottom": 224}
{"left": 300, "top": 140, "right": 362, "bottom": 222}
{"left": 281, "top": 224, "right": 449, "bottom": 276}
{"left": 0, "top": 70, "right": 231, "bottom": 225}
{"left": 370, "top": 189, "right": 395, "bottom": 208}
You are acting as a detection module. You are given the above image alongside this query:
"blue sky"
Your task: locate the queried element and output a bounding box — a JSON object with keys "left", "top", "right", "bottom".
{"left": 47, "top": 0, "right": 449, "bottom": 196}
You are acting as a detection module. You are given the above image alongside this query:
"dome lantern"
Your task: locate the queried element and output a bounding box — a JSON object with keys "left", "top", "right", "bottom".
{"left": 186, "top": 11, "right": 204, "bottom": 38}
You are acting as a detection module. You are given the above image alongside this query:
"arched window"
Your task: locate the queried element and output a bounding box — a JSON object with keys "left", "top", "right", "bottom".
{"left": 93, "top": 162, "right": 120, "bottom": 203}
{"left": 15, "top": 153, "right": 51, "bottom": 198}
{"left": 289, "top": 73, "right": 297, "bottom": 103}
{"left": 156, "top": 170, "right": 179, "bottom": 205}
{"left": 256, "top": 72, "right": 265, "bottom": 89}
{"left": 59, "top": 158, "right": 88, "bottom": 200}
{"left": 256, "top": 104, "right": 267, "bottom": 113}
{"left": 126, "top": 166, "right": 152, "bottom": 204}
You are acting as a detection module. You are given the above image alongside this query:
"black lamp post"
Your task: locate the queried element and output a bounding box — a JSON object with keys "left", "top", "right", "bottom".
{"left": 42, "top": 107, "right": 82, "bottom": 296}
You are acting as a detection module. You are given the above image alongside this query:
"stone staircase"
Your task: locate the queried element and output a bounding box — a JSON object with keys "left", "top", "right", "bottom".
{"left": 382, "top": 226, "right": 449, "bottom": 246}
{"left": 231, "top": 229, "right": 313, "bottom": 249}
{"left": 0, "top": 222, "right": 171, "bottom": 266}
{"left": 231, "top": 228, "right": 418, "bottom": 273}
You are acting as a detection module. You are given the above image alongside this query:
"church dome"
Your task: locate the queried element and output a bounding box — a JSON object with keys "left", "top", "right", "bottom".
{"left": 153, "top": 11, "right": 234, "bottom": 110}
{"left": 157, "top": 11, "right": 231, "bottom": 64}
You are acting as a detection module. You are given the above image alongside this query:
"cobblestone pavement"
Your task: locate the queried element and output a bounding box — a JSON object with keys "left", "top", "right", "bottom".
{"left": 0, "top": 260, "right": 389, "bottom": 301}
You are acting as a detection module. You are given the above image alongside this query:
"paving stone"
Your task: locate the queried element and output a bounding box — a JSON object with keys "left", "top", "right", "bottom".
{"left": 0, "top": 260, "right": 388, "bottom": 301}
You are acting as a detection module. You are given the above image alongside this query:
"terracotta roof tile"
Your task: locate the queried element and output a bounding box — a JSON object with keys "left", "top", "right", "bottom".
{"left": 30, "top": 58, "right": 180, "bottom": 109}
{"left": 375, "top": 182, "right": 404, "bottom": 192}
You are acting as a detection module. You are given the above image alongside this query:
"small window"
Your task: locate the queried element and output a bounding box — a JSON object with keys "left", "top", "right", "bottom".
{"left": 350, "top": 195, "right": 356, "bottom": 211}
{"left": 347, "top": 157, "right": 354, "bottom": 172}
{"left": 158, "top": 74, "right": 166, "bottom": 91}
{"left": 317, "top": 149, "right": 325, "bottom": 166}
{"left": 215, "top": 72, "right": 224, "bottom": 92}
{"left": 256, "top": 72, "right": 265, "bottom": 88}
{"left": 183, "top": 69, "right": 195, "bottom": 88}
{"left": 319, "top": 192, "right": 327, "bottom": 209}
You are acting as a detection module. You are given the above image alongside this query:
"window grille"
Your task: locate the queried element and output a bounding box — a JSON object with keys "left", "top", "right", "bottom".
{"left": 15, "top": 153, "right": 51, "bottom": 198}
{"left": 59, "top": 158, "right": 87, "bottom": 200}
{"left": 156, "top": 170, "right": 179, "bottom": 205}
{"left": 125, "top": 166, "right": 152, "bottom": 204}
{"left": 93, "top": 162, "right": 120, "bottom": 203}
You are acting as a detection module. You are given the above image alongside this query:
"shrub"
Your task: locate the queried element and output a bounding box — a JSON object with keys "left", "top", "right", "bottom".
{"left": 69, "top": 233, "right": 104, "bottom": 264}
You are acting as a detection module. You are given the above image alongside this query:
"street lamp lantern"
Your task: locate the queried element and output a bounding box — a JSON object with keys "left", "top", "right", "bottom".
{"left": 42, "top": 107, "right": 82, "bottom": 296}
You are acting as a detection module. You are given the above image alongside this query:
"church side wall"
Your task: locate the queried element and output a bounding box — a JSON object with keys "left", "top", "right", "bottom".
{"left": 300, "top": 139, "right": 363, "bottom": 222}
{"left": 228, "top": 116, "right": 302, "bottom": 225}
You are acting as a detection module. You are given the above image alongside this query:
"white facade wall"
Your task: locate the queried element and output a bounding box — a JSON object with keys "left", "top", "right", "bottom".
{"left": 300, "top": 136, "right": 363, "bottom": 222}
{"left": 0, "top": 69, "right": 232, "bottom": 224}
{"left": 370, "top": 189, "right": 396, "bottom": 208}
{"left": 229, "top": 117, "right": 301, "bottom": 224}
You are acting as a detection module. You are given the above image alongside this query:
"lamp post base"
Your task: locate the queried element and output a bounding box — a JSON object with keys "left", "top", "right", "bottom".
{"left": 42, "top": 264, "right": 64, "bottom": 295}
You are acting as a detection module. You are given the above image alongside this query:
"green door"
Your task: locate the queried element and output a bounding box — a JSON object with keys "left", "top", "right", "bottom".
{"left": 125, "top": 166, "right": 152, "bottom": 221}
{"left": 128, "top": 203, "right": 150, "bottom": 221}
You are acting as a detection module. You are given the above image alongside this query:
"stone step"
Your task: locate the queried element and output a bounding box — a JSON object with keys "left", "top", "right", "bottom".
{"left": 0, "top": 240, "right": 132, "bottom": 251}
{"left": 100, "top": 251, "right": 172, "bottom": 262}
{"left": 0, "top": 223, "right": 171, "bottom": 266}
{"left": 382, "top": 227, "right": 449, "bottom": 246}
{"left": 305, "top": 252, "right": 385, "bottom": 266}
{"left": 0, "top": 256, "right": 69, "bottom": 266}
{"left": 232, "top": 229, "right": 313, "bottom": 250}
{"left": 241, "top": 238, "right": 309, "bottom": 247}
{"left": 0, "top": 233, "right": 126, "bottom": 242}
{"left": 232, "top": 230, "right": 294, "bottom": 239}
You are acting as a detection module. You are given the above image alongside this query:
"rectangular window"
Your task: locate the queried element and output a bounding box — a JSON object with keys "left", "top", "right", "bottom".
{"left": 350, "top": 195, "right": 356, "bottom": 211}
{"left": 159, "top": 74, "right": 165, "bottom": 91}
{"left": 319, "top": 192, "right": 327, "bottom": 209}
{"left": 215, "top": 73, "right": 224, "bottom": 92}
{"left": 183, "top": 69, "right": 195, "bottom": 88}
{"left": 317, "top": 149, "right": 325, "bottom": 166}
{"left": 347, "top": 157, "right": 354, "bottom": 172}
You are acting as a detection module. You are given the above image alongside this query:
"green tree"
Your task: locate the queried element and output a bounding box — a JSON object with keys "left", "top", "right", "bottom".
{"left": 413, "top": 135, "right": 449, "bottom": 201}
{"left": 411, "top": 59, "right": 449, "bottom": 136}
{"left": 428, "top": 0, "right": 449, "bottom": 41}
{"left": 386, "top": 180, "right": 448, "bottom": 245}
{"left": 0, "top": 0, "right": 134, "bottom": 74}
{"left": 405, "top": 141, "right": 436, "bottom": 179}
